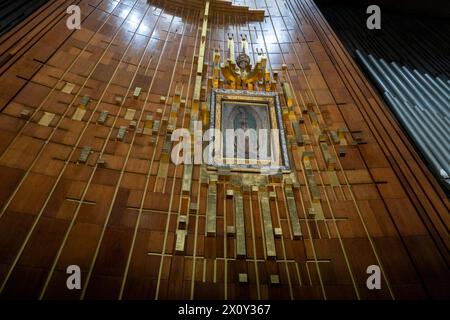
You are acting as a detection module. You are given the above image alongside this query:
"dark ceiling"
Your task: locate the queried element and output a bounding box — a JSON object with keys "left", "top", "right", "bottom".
{"left": 315, "top": 0, "right": 450, "bottom": 18}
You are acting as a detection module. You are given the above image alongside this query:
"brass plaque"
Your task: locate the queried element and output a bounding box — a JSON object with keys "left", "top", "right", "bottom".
{"left": 329, "top": 171, "right": 340, "bottom": 187}
{"left": 260, "top": 193, "right": 276, "bottom": 259}
{"left": 124, "top": 108, "right": 136, "bottom": 120}
{"left": 72, "top": 108, "right": 86, "bottom": 121}
{"left": 38, "top": 112, "right": 55, "bottom": 126}
{"left": 234, "top": 193, "right": 246, "bottom": 258}
{"left": 292, "top": 121, "right": 304, "bottom": 146}
{"left": 282, "top": 82, "right": 294, "bottom": 107}
{"left": 312, "top": 202, "right": 325, "bottom": 220}
{"left": 206, "top": 184, "right": 217, "bottom": 236}
{"left": 175, "top": 230, "right": 186, "bottom": 253}
{"left": 285, "top": 186, "right": 302, "bottom": 239}
{"left": 61, "top": 82, "right": 75, "bottom": 94}
{"left": 182, "top": 164, "right": 193, "bottom": 194}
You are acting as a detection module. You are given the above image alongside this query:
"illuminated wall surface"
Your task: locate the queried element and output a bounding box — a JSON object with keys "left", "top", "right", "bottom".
{"left": 0, "top": 0, "right": 448, "bottom": 300}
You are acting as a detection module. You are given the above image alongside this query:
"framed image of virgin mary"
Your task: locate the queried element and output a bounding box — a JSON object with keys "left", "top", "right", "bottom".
{"left": 208, "top": 89, "right": 290, "bottom": 173}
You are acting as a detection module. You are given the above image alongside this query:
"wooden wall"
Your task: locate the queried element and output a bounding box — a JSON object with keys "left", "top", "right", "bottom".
{"left": 0, "top": 0, "right": 448, "bottom": 300}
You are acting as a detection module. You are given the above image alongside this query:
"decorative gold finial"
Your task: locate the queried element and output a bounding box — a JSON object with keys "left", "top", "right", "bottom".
{"left": 220, "top": 34, "right": 267, "bottom": 89}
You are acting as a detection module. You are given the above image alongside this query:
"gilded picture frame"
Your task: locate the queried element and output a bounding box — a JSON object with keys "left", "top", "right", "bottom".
{"left": 208, "top": 89, "right": 291, "bottom": 173}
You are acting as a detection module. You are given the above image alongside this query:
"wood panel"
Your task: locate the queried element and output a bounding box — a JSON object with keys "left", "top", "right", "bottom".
{"left": 0, "top": 0, "right": 448, "bottom": 300}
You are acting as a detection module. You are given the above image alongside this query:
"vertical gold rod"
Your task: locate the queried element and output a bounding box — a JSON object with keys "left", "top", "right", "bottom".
{"left": 192, "top": 1, "right": 210, "bottom": 119}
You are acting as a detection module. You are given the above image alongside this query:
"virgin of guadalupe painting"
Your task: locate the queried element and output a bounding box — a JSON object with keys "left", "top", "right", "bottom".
{"left": 209, "top": 89, "right": 290, "bottom": 173}
{"left": 221, "top": 101, "right": 272, "bottom": 162}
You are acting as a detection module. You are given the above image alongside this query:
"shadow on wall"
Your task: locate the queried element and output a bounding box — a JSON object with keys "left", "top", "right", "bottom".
{"left": 0, "top": 0, "right": 50, "bottom": 37}
{"left": 314, "top": 0, "right": 450, "bottom": 18}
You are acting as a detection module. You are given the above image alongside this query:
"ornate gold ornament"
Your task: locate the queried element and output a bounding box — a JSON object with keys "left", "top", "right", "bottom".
{"left": 219, "top": 35, "right": 268, "bottom": 89}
